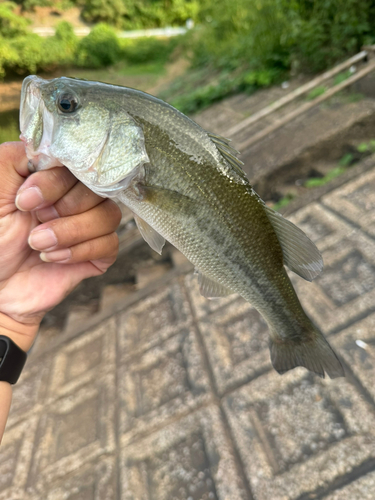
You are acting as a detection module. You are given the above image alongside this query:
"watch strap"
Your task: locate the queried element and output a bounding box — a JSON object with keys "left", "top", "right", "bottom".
{"left": 0, "top": 336, "right": 27, "bottom": 385}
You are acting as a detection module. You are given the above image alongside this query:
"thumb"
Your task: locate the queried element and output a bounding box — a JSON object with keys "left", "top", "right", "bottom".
{"left": 0, "top": 142, "right": 30, "bottom": 214}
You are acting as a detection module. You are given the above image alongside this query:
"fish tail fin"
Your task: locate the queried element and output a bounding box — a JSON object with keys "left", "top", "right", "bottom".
{"left": 269, "top": 328, "right": 345, "bottom": 379}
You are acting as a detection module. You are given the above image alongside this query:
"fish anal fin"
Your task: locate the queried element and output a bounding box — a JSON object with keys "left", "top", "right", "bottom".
{"left": 197, "top": 270, "right": 234, "bottom": 299}
{"left": 134, "top": 214, "right": 165, "bottom": 255}
{"left": 269, "top": 333, "right": 345, "bottom": 379}
{"left": 264, "top": 205, "right": 323, "bottom": 281}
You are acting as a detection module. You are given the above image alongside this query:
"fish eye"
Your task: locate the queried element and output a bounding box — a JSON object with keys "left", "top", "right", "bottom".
{"left": 57, "top": 94, "right": 78, "bottom": 113}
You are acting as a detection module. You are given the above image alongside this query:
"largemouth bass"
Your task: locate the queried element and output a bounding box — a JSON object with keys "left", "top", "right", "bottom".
{"left": 19, "top": 75, "right": 344, "bottom": 378}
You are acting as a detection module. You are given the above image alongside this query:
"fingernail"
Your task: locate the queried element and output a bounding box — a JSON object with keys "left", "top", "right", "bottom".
{"left": 29, "top": 228, "right": 58, "bottom": 251}
{"left": 36, "top": 206, "right": 60, "bottom": 223}
{"left": 40, "top": 248, "right": 71, "bottom": 263}
{"left": 16, "top": 186, "right": 44, "bottom": 211}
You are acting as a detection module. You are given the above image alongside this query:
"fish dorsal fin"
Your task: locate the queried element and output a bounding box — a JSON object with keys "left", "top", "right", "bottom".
{"left": 264, "top": 206, "right": 323, "bottom": 281}
{"left": 134, "top": 214, "right": 165, "bottom": 255}
{"left": 196, "top": 270, "right": 234, "bottom": 299}
{"left": 208, "top": 132, "right": 248, "bottom": 182}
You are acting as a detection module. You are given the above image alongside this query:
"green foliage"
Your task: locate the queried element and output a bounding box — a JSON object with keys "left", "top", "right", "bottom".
{"left": 338, "top": 153, "right": 354, "bottom": 166}
{"left": 76, "top": 0, "right": 200, "bottom": 29}
{"left": 0, "top": 121, "right": 20, "bottom": 144}
{"left": 333, "top": 70, "right": 352, "bottom": 86}
{"left": 48, "top": 21, "right": 78, "bottom": 63}
{"left": 121, "top": 0, "right": 200, "bottom": 29}
{"left": 21, "top": 0, "right": 52, "bottom": 10}
{"left": 273, "top": 193, "right": 295, "bottom": 212}
{"left": 0, "top": 38, "right": 19, "bottom": 77}
{"left": 76, "top": 23, "right": 121, "bottom": 67}
{"left": 293, "top": 0, "right": 374, "bottom": 72}
{"left": 8, "top": 33, "right": 44, "bottom": 73}
{"left": 0, "top": 20, "right": 78, "bottom": 76}
{"left": 356, "top": 139, "right": 375, "bottom": 153}
{"left": 17, "top": 0, "right": 74, "bottom": 10}
{"left": 164, "top": 65, "right": 283, "bottom": 115}
{"left": 189, "top": 0, "right": 375, "bottom": 104}
{"left": 304, "top": 166, "right": 346, "bottom": 187}
{"left": 0, "top": 1, "right": 29, "bottom": 37}
{"left": 306, "top": 85, "right": 326, "bottom": 100}
{"left": 120, "top": 36, "right": 179, "bottom": 64}
{"left": 171, "top": 79, "right": 235, "bottom": 114}
{"left": 78, "top": 0, "right": 126, "bottom": 27}
{"left": 191, "top": 0, "right": 297, "bottom": 71}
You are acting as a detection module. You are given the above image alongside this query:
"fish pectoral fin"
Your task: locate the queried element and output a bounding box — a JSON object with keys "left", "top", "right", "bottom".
{"left": 264, "top": 205, "right": 323, "bottom": 281}
{"left": 196, "top": 270, "right": 234, "bottom": 299}
{"left": 134, "top": 214, "right": 165, "bottom": 255}
{"left": 135, "top": 185, "right": 199, "bottom": 220}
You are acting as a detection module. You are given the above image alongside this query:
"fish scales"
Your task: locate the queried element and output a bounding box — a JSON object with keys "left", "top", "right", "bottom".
{"left": 123, "top": 116, "right": 307, "bottom": 334}
{"left": 19, "top": 75, "right": 345, "bottom": 379}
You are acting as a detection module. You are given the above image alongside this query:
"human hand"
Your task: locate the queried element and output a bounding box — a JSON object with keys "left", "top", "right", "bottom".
{"left": 0, "top": 142, "right": 122, "bottom": 352}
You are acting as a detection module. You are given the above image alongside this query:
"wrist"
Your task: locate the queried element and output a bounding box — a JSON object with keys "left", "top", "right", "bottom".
{"left": 0, "top": 313, "right": 40, "bottom": 352}
{"left": 0, "top": 381, "right": 12, "bottom": 444}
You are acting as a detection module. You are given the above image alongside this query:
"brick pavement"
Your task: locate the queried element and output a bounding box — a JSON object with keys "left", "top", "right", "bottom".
{"left": 3, "top": 167, "right": 375, "bottom": 499}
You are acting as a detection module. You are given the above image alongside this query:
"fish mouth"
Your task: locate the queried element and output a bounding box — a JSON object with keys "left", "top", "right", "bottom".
{"left": 19, "top": 75, "right": 63, "bottom": 170}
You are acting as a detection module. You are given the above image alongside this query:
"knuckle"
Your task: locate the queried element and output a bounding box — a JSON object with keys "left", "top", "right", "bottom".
{"left": 51, "top": 218, "right": 79, "bottom": 243}
{"left": 109, "top": 232, "right": 119, "bottom": 253}
{"left": 55, "top": 195, "right": 76, "bottom": 217}
{"left": 104, "top": 200, "right": 122, "bottom": 226}
{"left": 49, "top": 167, "right": 75, "bottom": 190}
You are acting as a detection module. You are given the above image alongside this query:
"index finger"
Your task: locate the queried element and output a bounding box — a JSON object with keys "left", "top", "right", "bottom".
{"left": 16, "top": 166, "right": 78, "bottom": 212}
{"left": 0, "top": 141, "right": 29, "bottom": 178}
{"left": 0, "top": 142, "right": 30, "bottom": 213}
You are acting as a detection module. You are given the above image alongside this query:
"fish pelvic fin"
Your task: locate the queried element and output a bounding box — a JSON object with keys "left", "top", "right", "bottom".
{"left": 269, "top": 329, "right": 345, "bottom": 379}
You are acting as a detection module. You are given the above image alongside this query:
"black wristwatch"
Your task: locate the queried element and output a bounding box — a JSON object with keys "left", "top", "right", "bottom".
{"left": 0, "top": 336, "right": 27, "bottom": 385}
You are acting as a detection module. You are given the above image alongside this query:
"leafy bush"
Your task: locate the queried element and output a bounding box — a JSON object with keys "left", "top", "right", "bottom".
{"left": 76, "top": 23, "right": 121, "bottom": 67}
{"left": 121, "top": 0, "right": 200, "bottom": 29}
{"left": 78, "top": 0, "right": 126, "bottom": 27}
{"left": 0, "top": 38, "right": 19, "bottom": 77}
{"left": 0, "top": 1, "right": 29, "bottom": 37}
{"left": 8, "top": 33, "right": 44, "bottom": 73}
{"left": 21, "top": 0, "right": 53, "bottom": 10}
{"left": 46, "top": 21, "right": 78, "bottom": 64}
{"left": 1, "top": 20, "right": 77, "bottom": 76}
{"left": 176, "top": 0, "right": 375, "bottom": 110}
{"left": 191, "top": 0, "right": 296, "bottom": 71}
{"left": 194, "top": 0, "right": 375, "bottom": 75}
{"left": 293, "top": 0, "right": 375, "bottom": 72}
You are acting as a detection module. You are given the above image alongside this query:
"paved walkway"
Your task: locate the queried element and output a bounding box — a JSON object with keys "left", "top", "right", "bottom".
{"left": 2, "top": 164, "right": 375, "bottom": 499}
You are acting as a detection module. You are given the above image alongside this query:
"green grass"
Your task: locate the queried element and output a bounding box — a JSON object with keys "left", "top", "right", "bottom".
{"left": 306, "top": 86, "right": 326, "bottom": 100}
{"left": 357, "top": 139, "right": 375, "bottom": 153}
{"left": 339, "top": 153, "right": 354, "bottom": 166}
{"left": 116, "top": 62, "right": 166, "bottom": 76}
{"left": 304, "top": 139, "right": 375, "bottom": 189}
{"left": 333, "top": 70, "right": 351, "bottom": 86}
{"left": 304, "top": 166, "right": 347, "bottom": 188}
{"left": 272, "top": 194, "right": 295, "bottom": 211}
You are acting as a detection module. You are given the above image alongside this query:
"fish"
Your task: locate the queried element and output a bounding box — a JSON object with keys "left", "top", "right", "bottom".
{"left": 19, "top": 75, "right": 344, "bottom": 378}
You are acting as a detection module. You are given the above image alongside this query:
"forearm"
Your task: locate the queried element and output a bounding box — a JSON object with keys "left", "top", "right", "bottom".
{"left": 0, "top": 321, "right": 38, "bottom": 444}
{"left": 0, "top": 382, "right": 12, "bottom": 444}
